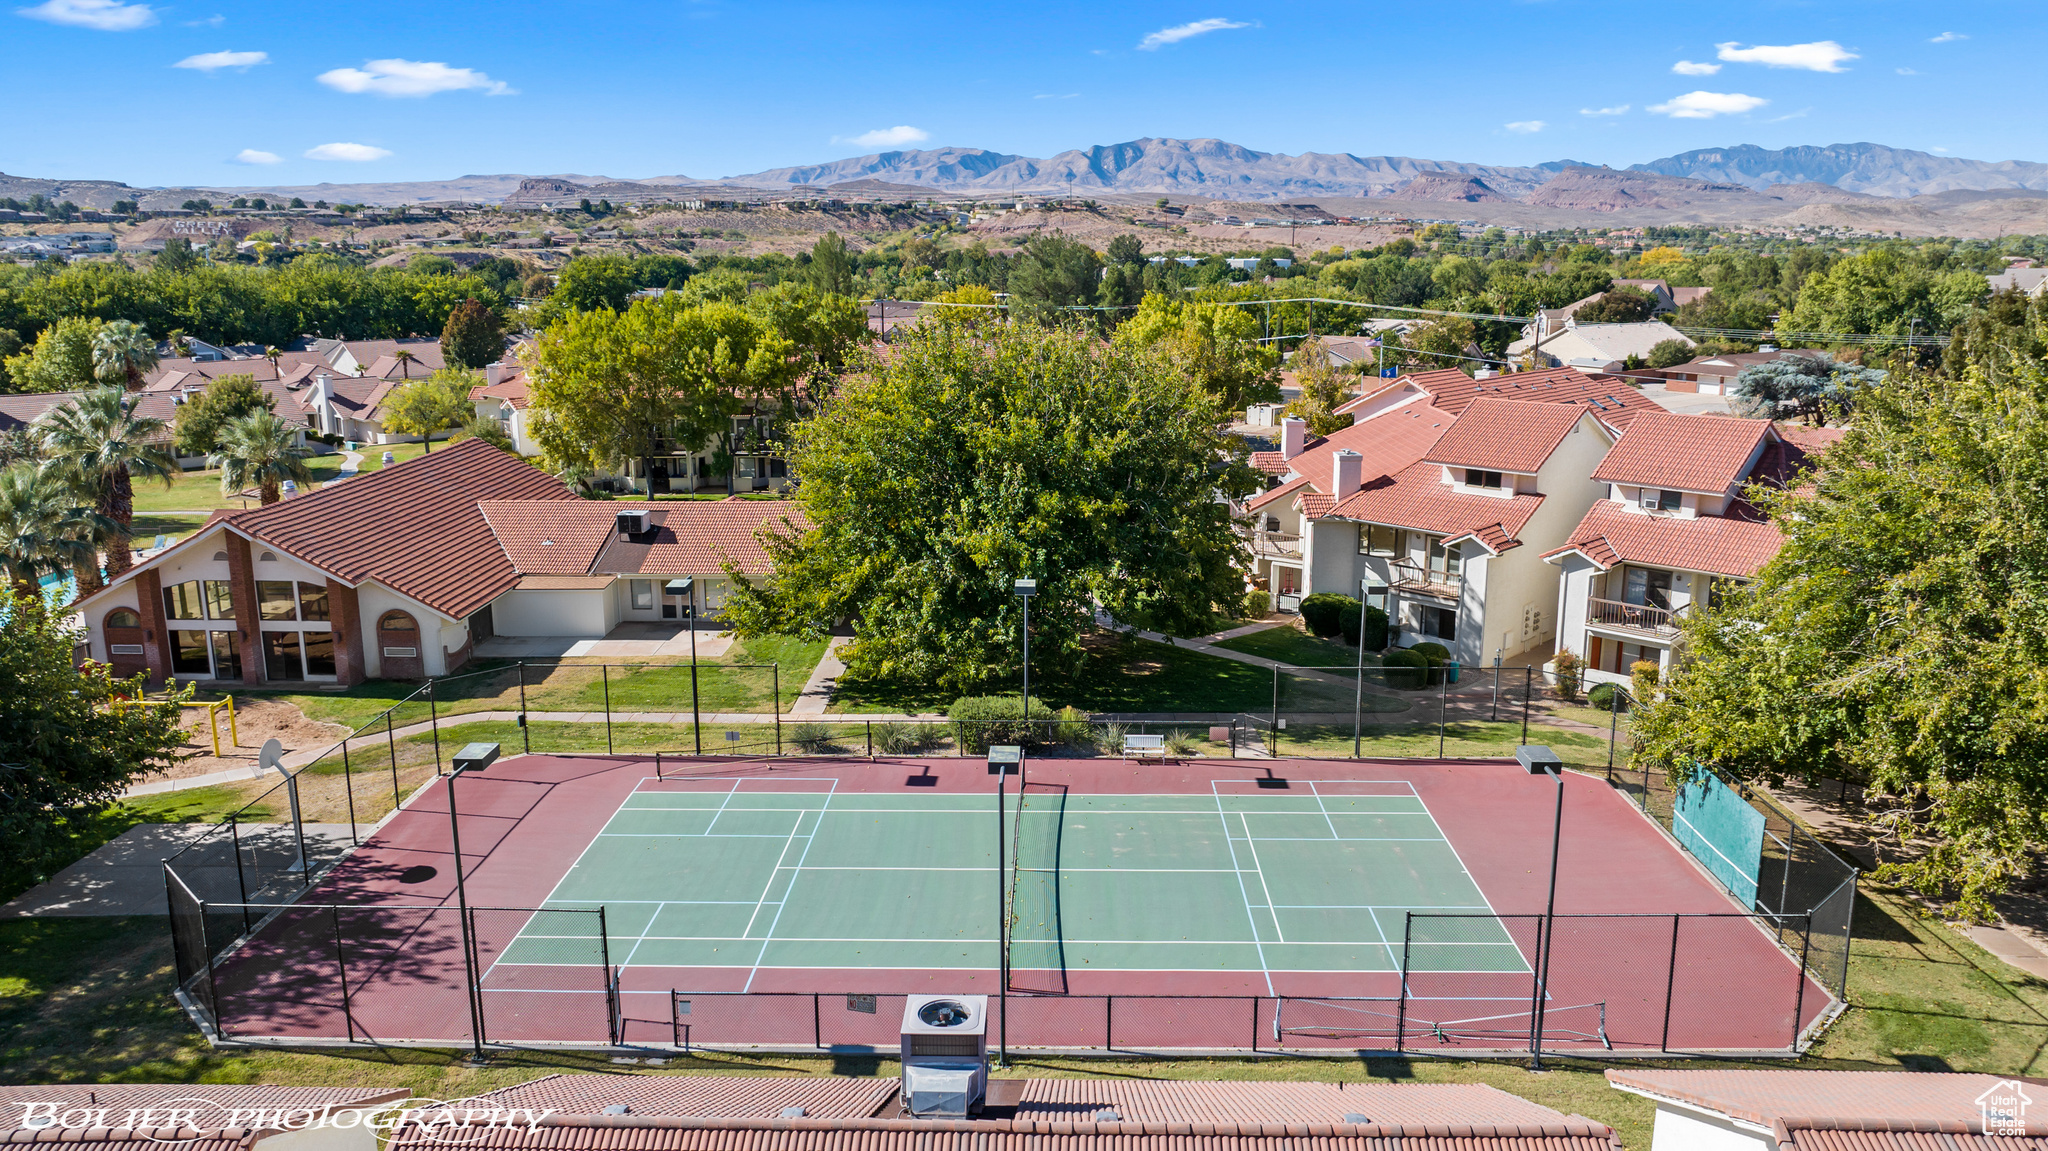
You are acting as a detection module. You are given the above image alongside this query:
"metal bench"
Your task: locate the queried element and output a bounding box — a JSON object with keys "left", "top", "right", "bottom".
{"left": 1123, "top": 733, "right": 1169, "bottom": 763}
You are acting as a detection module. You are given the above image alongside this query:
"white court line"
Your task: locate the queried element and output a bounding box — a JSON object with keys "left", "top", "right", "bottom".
{"left": 509, "top": 934, "right": 1509, "bottom": 947}
{"left": 1211, "top": 783, "right": 1276, "bottom": 996}
{"left": 739, "top": 807, "right": 812, "bottom": 940}
{"left": 1237, "top": 811, "right": 1285, "bottom": 944}
{"left": 744, "top": 784, "right": 836, "bottom": 992}
{"left": 1307, "top": 780, "right": 1343, "bottom": 841}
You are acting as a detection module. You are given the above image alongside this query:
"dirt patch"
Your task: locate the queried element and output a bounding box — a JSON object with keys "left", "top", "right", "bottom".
{"left": 138, "top": 696, "right": 348, "bottom": 783}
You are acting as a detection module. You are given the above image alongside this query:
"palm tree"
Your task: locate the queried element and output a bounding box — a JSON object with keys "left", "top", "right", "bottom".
{"left": 393, "top": 349, "right": 418, "bottom": 379}
{"left": 209, "top": 411, "right": 313, "bottom": 505}
{"left": 0, "top": 461, "right": 111, "bottom": 599}
{"left": 41, "top": 387, "right": 175, "bottom": 592}
{"left": 92, "top": 320, "right": 160, "bottom": 392}
{"left": 264, "top": 346, "right": 283, "bottom": 379}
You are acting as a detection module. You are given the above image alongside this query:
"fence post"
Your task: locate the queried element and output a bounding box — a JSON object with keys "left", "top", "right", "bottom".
{"left": 867, "top": 721, "right": 873, "bottom": 759}
{"left": 1251, "top": 997, "right": 1260, "bottom": 1052}
{"left": 1269, "top": 666, "right": 1280, "bottom": 757}
{"left": 603, "top": 665, "right": 614, "bottom": 754}
{"left": 1105, "top": 995, "right": 1114, "bottom": 1050}
{"left": 201, "top": 895, "right": 222, "bottom": 1039}
{"left": 333, "top": 907, "right": 357, "bottom": 1042}
{"left": 386, "top": 712, "right": 400, "bottom": 807}
{"left": 229, "top": 814, "right": 251, "bottom": 933}
{"left": 1792, "top": 913, "right": 1812, "bottom": 1050}
{"left": 1661, "top": 913, "right": 1680, "bottom": 1052}
{"left": 1520, "top": 666, "right": 1532, "bottom": 744}
{"left": 1527, "top": 917, "right": 1545, "bottom": 1063}
{"left": 773, "top": 665, "right": 782, "bottom": 758}
{"left": 814, "top": 993, "right": 823, "bottom": 1050}
{"left": 1395, "top": 912, "right": 1412, "bottom": 1053}
{"left": 517, "top": 661, "right": 530, "bottom": 754}
{"left": 597, "top": 906, "right": 614, "bottom": 1045}
{"left": 340, "top": 737, "right": 358, "bottom": 844}
{"left": 1437, "top": 668, "right": 1448, "bottom": 759}
{"left": 1607, "top": 684, "right": 1620, "bottom": 778}
{"left": 428, "top": 680, "right": 442, "bottom": 774}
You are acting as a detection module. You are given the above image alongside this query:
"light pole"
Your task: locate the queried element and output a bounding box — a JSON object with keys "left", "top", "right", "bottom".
{"left": 444, "top": 741, "right": 501, "bottom": 1065}
{"left": 1516, "top": 744, "right": 1565, "bottom": 1069}
{"left": 988, "top": 743, "right": 1021, "bottom": 1067}
{"left": 1353, "top": 577, "right": 1370, "bottom": 758}
{"left": 667, "top": 578, "right": 701, "bottom": 755}
{"left": 1013, "top": 580, "right": 1036, "bottom": 736}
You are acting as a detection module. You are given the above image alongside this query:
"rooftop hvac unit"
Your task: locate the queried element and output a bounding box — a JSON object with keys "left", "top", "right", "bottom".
{"left": 615, "top": 509, "right": 648, "bottom": 537}
{"left": 899, "top": 994, "right": 987, "bottom": 1119}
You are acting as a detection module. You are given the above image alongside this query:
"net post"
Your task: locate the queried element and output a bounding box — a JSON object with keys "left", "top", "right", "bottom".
{"left": 597, "top": 906, "right": 615, "bottom": 1045}
{"left": 1526, "top": 916, "right": 1545, "bottom": 1064}
{"left": 655, "top": 751, "right": 662, "bottom": 779}
{"left": 1661, "top": 913, "right": 1679, "bottom": 1052}
{"left": 1395, "top": 912, "right": 1412, "bottom": 1052}
{"left": 229, "top": 814, "right": 251, "bottom": 933}
{"left": 603, "top": 665, "right": 614, "bottom": 754}
{"left": 671, "top": 988, "right": 681, "bottom": 1048}
{"left": 867, "top": 721, "right": 873, "bottom": 760}
{"left": 518, "top": 661, "right": 530, "bottom": 754}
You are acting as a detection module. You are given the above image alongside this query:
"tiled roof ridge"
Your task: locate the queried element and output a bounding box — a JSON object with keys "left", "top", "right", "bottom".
{"left": 526, "top": 1116, "right": 1618, "bottom": 1139}
{"left": 1775, "top": 1117, "right": 2048, "bottom": 1137}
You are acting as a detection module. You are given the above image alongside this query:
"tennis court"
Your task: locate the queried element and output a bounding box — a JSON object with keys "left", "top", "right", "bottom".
{"left": 192, "top": 753, "right": 1838, "bottom": 1055}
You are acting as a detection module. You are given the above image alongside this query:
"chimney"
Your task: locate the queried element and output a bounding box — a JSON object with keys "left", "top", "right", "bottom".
{"left": 310, "top": 373, "right": 332, "bottom": 408}
{"left": 1281, "top": 417, "right": 1307, "bottom": 460}
{"left": 486, "top": 361, "right": 504, "bottom": 386}
{"left": 1331, "top": 449, "right": 1363, "bottom": 496}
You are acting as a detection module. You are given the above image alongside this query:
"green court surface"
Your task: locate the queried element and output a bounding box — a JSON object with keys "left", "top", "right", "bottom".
{"left": 498, "top": 781, "right": 1527, "bottom": 985}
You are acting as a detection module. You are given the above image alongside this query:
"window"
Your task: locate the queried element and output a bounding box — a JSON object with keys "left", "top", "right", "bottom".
{"left": 630, "top": 580, "right": 655, "bottom": 611}
{"left": 264, "top": 632, "right": 305, "bottom": 680}
{"left": 1640, "top": 488, "right": 1682, "bottom": 511}
{"left": 1622, "top": 566, "right": 1674, "bottom": 610}
{"left": 1421, "top": 606, "right": 1458, "bottom": 641}
{"left": 106, "top": 609, "right": 140, "bottom": 630}
{"left": 1426, "top": 536, "right": 1462, "bottom": 581}
{"left": 165, "top": 581, "right": 204, "bottom": 620}
{"left": 171, "top": 631, "right": 211, "bottom": 674}
{"left": 301, "top": 631, "right": 336, "bottom": 677}
{"left": 1463, "top": 469, "right": 1503, "bottom": 490}
{"left": 297, "top": 582, "right": 329, "bottom": 622}
{"left": 209, "top": 631, "right": 241, "bottom": 681}
{"left": 204, "top": 580, "right": 234, "bottom": 620}
{"left": 1358, "top": 524, "right": 1398, "bottom": 557}
{"left": 378, "top": 611, "right": 417, "bottom": 632}
{"left": 258, "top": 581, "right": 297, "bottom": 620}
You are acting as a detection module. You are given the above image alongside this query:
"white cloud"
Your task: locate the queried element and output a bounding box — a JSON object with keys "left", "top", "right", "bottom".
{"left": 174, "top": 49, "right": 267, "bottom": 71}
{"left": 1896, "top": 67, "right": 1917, "bottom": 75}
{"left": 305, "top": 142, "right": 391, "bottom": 161}
{"left": 1034, "top": 92, "right": 1079, "bottom": 100}
{"left": 1648, "top": 91, "right": 1769, "bottom": 119}
{"left": 234, "top": 149, "right": 281, "bottom": 164}
{"left": 1930, "top": 31, "right": 1966, "bottom": 42}
{"left": 1579, "top": 104, "right": 1630, "bottom": 116}
{"left": 1137, "top": 17, "right": 1248, "bottom": 50}
{"left": 183, "top": 12, "right": 221, "bottom": 24}
{"left": 16, "top": 0, "right": 155, "bottom": 30}
{"left": 317, "top": 58, "right": 513, "bottom": 97}
{"left": 1766, "top": 108, "right": 1812, "bottom": 122}
{"left": 1504, "top": 120, "right": 1546, "bottom": 134}
{"left": 1715, "top": 40, "right": 1858, "bottom": 72}
{"left": 1672, "top": 59, "right": 1722, "bottom": 75}
{"left": 837, "top": 125, "right": 930, "bottom": 148}
{"left": 1932, "top": 146, "right": 1949, "bottom": 153}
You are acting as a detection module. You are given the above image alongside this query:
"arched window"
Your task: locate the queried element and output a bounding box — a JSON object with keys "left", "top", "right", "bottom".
{"left": 259, "top": 551, "right": 278, "bottom": 562}
{"left": 212, "top": 551, "right": 229, "bottom": 561}
{"left": 106, "top": 609, "right": 141, "bottom": 629}
{"left": 378, "top": 611, "right": 418, "bottom": 632}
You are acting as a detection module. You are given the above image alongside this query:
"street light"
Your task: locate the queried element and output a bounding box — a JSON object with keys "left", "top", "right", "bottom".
{"left": 666, "top": 578, "right": 701, "bottom": 755}
{"left": 987, "top": 743, "right": 1021, "bottom": 1068}
{"left": 1516, "top": 743, "right": 1564, "bottom": 1069}
{"left": 444, "top": 740, "right": 500, "bottom": 1064}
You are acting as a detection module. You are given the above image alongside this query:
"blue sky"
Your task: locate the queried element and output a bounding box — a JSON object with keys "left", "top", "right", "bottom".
{"left": 3, "top": 0, "right": 2041, "bottom": 188}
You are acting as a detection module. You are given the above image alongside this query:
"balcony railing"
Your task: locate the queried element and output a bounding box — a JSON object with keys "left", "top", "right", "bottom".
{"left": 1253, "top": 531, "right": 1302, "bottom": 557}
{"left": 1389, "top": 560, "right": 1461, "bottom": 597}
{"left": 1587, "top": 596, "right": 1691, "bottom": 634}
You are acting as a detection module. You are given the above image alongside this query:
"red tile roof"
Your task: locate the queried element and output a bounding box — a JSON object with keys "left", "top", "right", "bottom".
{"left": 1776, "top": 1118, "right": 2048, "bottom": 1151}
{"left": 0, "top": 391, "right": 86, "bottom": 431}
{"left": 1246, "top": 472, "right": 1313, "bottom": 513}
{"left": 1326, "top": 460, "right": 1544, "bottom": 553}
{"left": 0, "top": 1085, "right": 408, "bottom": 1127}
{"left": 1423, "top": 399, "right": 1591, "bottom": 474}
{"left": 1249, "top": 450, "right": 1291, "bottom": 476}
{"left": 481, "top": 500, "right": 805, "bottom": 577}
{"left": 229, "top": 438, "right": 578, "bottom": 618}
{"left": 1607, "top": 1070, "right": 2046, "bottom": 1130}
{"left": 388, "top": 1116, "right": 1619, "bottom": 1151}
{"left": 473, "top": 1075, "right": 896, "bottom": 1120}
{"left": 1544, "top": 500, "right": 1783, "bottom": 578}
{"left": 1591, "top": 413, "right": 1773, "bottom": 493}
{"left": 1249, "top": 403, "right": 1456, "bottom": 513}
{"left": 0, "top": 1128, "right": 255, "bottom": 1151}
{"left": 1010, "top": 1081, "right": 1571, "bottom": 1126}
{"left": 1413, "top": 366, "right": 1660, "bottom": 430}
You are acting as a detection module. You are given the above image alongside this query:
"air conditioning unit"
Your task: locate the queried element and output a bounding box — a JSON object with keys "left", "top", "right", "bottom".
{"left": 899, "top": 994, "right": 987, "bottom": 1118}
{"left": 615, "top": 510, "right": 648, "bottom": 537}
{"left": 1638, "top": 490, "right": 1660, "bottom": 509}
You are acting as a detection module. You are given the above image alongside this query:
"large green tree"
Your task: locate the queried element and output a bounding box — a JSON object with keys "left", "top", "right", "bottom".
{"left": 90, "top": 319, "right": 158, "bottom": 391}
{"left": 721, "top": 320, "right": 1259, "bottom": 692}
{"left": 379, "top": 368, "right": 480, "bottom": 452}
{"left": 1112, "top": 293, "right": 1280, "bottom": 411}
{"left": 439, "top": 297, "right": 506, "bottom": 369}
{"left": 0, "top": 590, "right": 188, "bottom": 898}
{"left": 3, "top": 316, "right": 99, "bottom": 394}
{"left": 1632, "top": 361, "right": 2048, "bottom": 919}
{"left": 809, "top": 232, "right": 855, "bottom": 296}
{"left": 0, "top": 461, "right": 108, "bottom": 596}
{"left": 170, "top": 372, "right": 271, "bottom": 456}
{"left": 1007, "top": 233, "right": 1102, "bottom": 322}
{"left": 529, "top": 296, "right": 795, "bottom": 490}
{"left": 208, "top": 410, "right": 314, "bottom": 504}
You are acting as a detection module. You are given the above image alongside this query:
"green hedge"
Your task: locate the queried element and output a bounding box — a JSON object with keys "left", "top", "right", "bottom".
{"left": 947, "top": 695, "right": 1058, "bottom": 752}
{"left": 1300, "top": 593, "right": 1355, "bottom": 637}
{"left": 1382, "top": 648, "right": 1430, "bottom": 690}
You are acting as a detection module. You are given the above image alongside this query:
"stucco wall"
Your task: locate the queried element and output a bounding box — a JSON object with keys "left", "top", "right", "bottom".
{"left": 491, "top": 588, "right": 613, "bottom": 637}
{"left": 354, "top": 584, "right": 447, "bottom": 679}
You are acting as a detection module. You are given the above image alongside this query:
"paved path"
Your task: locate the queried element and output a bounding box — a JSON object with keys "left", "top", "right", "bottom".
{"left": 2, "top": 822, "right": 361, "bottom": 917}
{"left": 329, "top": 450, "right": 365, "bottom": 483}
{"left": 789, "top": 636, "right": 849, "bottom": 716}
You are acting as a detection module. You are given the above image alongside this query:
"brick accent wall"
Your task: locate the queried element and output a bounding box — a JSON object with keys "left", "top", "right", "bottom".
{"left": 225, "top": 534, "right": 266, "bottom": 685}
{"left": 133, "top": 567, "right": 170, "bottom": 685}
{"left": 327, "top": 579, "right": 365, "bottom": 687}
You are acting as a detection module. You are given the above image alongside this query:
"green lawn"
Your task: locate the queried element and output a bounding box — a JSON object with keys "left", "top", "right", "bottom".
{"left": 130, "top": 512, "right": 212, "bottom": 547}
{"left": 1216, "top": 624, "right": 1376, "bottom": 669}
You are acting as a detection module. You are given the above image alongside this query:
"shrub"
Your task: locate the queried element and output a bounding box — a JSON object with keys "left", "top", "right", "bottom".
{"left": 1243, "top": 589, "right": 1271, "bottom": 617}
{"left": 1588, "top": 682, "right": 1627, "bottom": 712}
{"left": 1337, "top": 601, "right": 1360, "bottom": 645}
{"left": 1165, "top": 728, "right": 1200, "bottom": 756}
{"left": 1410, "top": 641, "right": 1451, "bottom": 664}
{"left": 1630, "top": 659, "right": 1662, "bottom": 701}
{"left": 873, "top": 721, "right": 941, "bottom": 755}
{"left": 1361, "top": 605, "right": 1389, "bottom": 650}
{"left": 1552, "top": 650, "right": 1585, "bottom": 700}
{"left": 1299, "top": 592, "right": 1355, "bottom": 638}
{"left": 789, "top": 722, "right": 838, "bottom": 754}
{"left": 1383, "top": 648, "right": 1430, "bottom": 690}
{"left": 1054, "top": 705, "right": 1095, "bottom": 750}
{"left": 948, "top": 694, "right": 1057, "bottom": 753}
